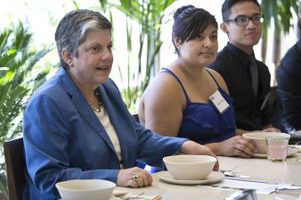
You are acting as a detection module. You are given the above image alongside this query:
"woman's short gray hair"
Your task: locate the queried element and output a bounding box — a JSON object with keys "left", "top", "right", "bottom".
{"left": 55, "top": 9, "right": 112, "bottom": 69}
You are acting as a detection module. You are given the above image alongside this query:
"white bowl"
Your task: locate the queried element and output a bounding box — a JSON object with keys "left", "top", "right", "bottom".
{"left": 163, "top": 155, "right": 217, "bottom": 180}
{"left": 55, "top": 179, "right": 116, "bottom": 200}
{"left": 242, "top": 131, "right": 290, "bottom": 154}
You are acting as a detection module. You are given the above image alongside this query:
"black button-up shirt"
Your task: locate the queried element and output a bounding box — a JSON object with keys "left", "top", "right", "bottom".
{"left": 209, "top": 42, "right": 271, "bottom": 131}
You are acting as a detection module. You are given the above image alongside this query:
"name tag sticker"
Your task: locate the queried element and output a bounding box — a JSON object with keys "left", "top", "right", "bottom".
{"left": 209, "top": 90, "right": 230, "bottom": 113}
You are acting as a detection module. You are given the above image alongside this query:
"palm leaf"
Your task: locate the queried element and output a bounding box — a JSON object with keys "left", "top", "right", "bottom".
{"left": 98, "top": 0, "right": 176, "bottom": 110}
{"left": 0, "top": 22, "right": 50, "bottom": 196}
{"left": 261, "top": 0, "right": 298, "bottom": 64}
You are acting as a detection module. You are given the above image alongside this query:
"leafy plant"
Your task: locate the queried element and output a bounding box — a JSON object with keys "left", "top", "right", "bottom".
{"left": 0, "top": 23, "right": 50, "bottom": 197}
{"left": 261, "top": 0, "right": 298, "bottom": 71}
{"left": 98, "top": 0, "right": 176, "bottom": 111}
{"left": 97, "top": 0, "right": 299, "bottom": 108}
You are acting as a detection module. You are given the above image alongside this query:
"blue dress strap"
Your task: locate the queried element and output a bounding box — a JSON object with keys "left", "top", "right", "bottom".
{"left": 161, "top": 68, "right": 190, "bottom": 102}
{"left": 205, "top": 68, "right": 221, "bottom": 88}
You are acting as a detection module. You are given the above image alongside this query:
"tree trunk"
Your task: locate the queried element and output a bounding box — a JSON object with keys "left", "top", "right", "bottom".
{"left": 261, "top": 28, "right": 268, "bottom": 63}
{"left": 272, "top": 29, "right": 281, "bottom": 85}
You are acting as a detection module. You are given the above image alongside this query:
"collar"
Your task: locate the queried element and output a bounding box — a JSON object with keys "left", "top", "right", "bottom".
{"left": 226, "top": 42, "right": 255, "bottom": 65}
{"left": 57, "top": 68, "right": 118, "bottom": 154}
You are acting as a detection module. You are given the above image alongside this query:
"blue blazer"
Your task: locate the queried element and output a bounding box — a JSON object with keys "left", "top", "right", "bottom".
{"left": 23, "top": 69, "right": 186, "bottom": 200}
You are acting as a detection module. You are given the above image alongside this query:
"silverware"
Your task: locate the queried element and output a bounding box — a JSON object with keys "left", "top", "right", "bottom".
{"left": 275, "top": 184, "right": 301, "bottom": 191}
{"left": 224, "top": 176, "right": 269, "bottom": 184}
{"left": 225, "top": 189, "right": 257, "bottom": 200}
{"left": 220, "top": 166, "right": 250, "bottom": 179}
{"left": 222, "top": 170, "right": 251, "bottom": 179}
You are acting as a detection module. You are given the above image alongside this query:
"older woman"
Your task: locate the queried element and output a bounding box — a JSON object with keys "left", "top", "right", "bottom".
{"left": 139, "top": 5, "right": 256, "bottom": 158}
{"left": 23, "top": 9, "right": 216, "bottom": 200}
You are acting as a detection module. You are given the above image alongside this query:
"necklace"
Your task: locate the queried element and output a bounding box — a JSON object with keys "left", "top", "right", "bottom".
{"left": 89, "top": 91, "right": 103, "bottom": 113}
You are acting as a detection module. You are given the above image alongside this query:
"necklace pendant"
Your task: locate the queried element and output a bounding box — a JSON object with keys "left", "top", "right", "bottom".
{"left": 95, "top": 106, "right": 101, "bottom": 113}
{"left": 90, "top": 91, "right": 103, "bottom": 113}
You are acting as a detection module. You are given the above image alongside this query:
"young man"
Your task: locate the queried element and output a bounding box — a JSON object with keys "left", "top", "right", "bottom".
{"left": 209, "top": 0, "right": 277, "bottom": 132}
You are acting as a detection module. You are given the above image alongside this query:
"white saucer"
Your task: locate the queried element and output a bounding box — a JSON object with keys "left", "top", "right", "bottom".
{"left": 157, "top": 171, "right": 224, "bottom": 185}
{"left": 253, "top": 147, "right": 298, "bottom": 158}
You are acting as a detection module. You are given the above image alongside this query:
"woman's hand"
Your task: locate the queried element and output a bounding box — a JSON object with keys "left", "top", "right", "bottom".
{"left": 220, "top": 136, "right": 256, "bottom": 157}
{"left": 117, "top": 167, "right": 153, "bottom": 188}
{"left": 262, "top": 126, "right": 280, "bottom": 132}
{"left": 180, "top": 140, "right": 215, "bottom": 156}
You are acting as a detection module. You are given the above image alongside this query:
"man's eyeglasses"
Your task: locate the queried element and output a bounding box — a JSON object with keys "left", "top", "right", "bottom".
{"left": 226, "top": 14, "right": 264, "bottom": 26}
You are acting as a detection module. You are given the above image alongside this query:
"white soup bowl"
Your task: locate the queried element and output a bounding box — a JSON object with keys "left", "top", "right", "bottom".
{"left": 55, "top": 179, "right": 115, "bottom": 200}
{"left": 163, "top": 155, "right": 217, "bottom": 180}
{"left": 242, "top": 131, "right": 290, "bottom": 154}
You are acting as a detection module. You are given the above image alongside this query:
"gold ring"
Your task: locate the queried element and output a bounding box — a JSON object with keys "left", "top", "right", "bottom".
{"left": 131, "top": 174, "right": 139, "bottom": 181}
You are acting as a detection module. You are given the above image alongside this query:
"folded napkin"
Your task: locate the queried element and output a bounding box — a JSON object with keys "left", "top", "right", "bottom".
{"left": 113, "top": 190, "right": 161, "bottom": 200}
{"left": 121, "top": 193, "right": 161, "bottom": 200}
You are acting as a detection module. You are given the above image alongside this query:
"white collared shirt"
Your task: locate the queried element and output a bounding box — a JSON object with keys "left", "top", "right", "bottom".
{"left": 94, "top": 108, "right": 123, "bottom": 168}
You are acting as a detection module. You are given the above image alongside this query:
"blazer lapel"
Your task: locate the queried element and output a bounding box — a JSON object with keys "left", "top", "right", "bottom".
{"left": 99, "top": 82, "right": 135, "bottom": 168}
{"left": 58, "top": 69, "right": 116, "bottom": 154}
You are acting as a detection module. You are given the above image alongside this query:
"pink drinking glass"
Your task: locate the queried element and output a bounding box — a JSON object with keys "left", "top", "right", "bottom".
{"left": 266, "top": 135, "right": 290, "bottom": 161}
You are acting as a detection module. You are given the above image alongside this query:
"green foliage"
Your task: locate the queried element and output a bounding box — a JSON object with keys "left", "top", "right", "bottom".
{"left": 261, "top": 0, "right": 298, "bottom": 33}
{"left": 261, "top": 0, "right": 298, "bottom": 64}
{"left": 97, "top": 0, "right": 299, "bottom": 106}
{"left": 98, "top": 0, "right": 175, "bottom": 111}
{"left": 0, "top": 23, "right": 50, "bottom": 197}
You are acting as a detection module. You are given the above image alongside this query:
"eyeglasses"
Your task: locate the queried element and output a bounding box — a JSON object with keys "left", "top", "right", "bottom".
{"left": 226, "top": 14, "right": 264, "bottom": 26}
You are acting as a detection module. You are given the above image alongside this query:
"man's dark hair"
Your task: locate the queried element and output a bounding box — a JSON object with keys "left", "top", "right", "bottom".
{"left": 222, "top": 0, "right": 261, "bottom": 21}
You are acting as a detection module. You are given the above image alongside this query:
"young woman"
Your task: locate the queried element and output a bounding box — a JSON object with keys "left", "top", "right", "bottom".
{"left": 139, "top": 5, "right": 255, "bottom": 158}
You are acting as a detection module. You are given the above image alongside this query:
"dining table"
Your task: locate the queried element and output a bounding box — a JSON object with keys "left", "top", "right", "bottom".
{"left": 111, "top": 147, "right": 301, "bottom": 200}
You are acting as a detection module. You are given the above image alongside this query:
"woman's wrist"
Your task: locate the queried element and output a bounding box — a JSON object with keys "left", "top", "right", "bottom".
{"left": 180, "top": 140, "right": 216, "bottom": 157}
{"left": 205, "top": 143, "right": 222, "bottom": 156}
